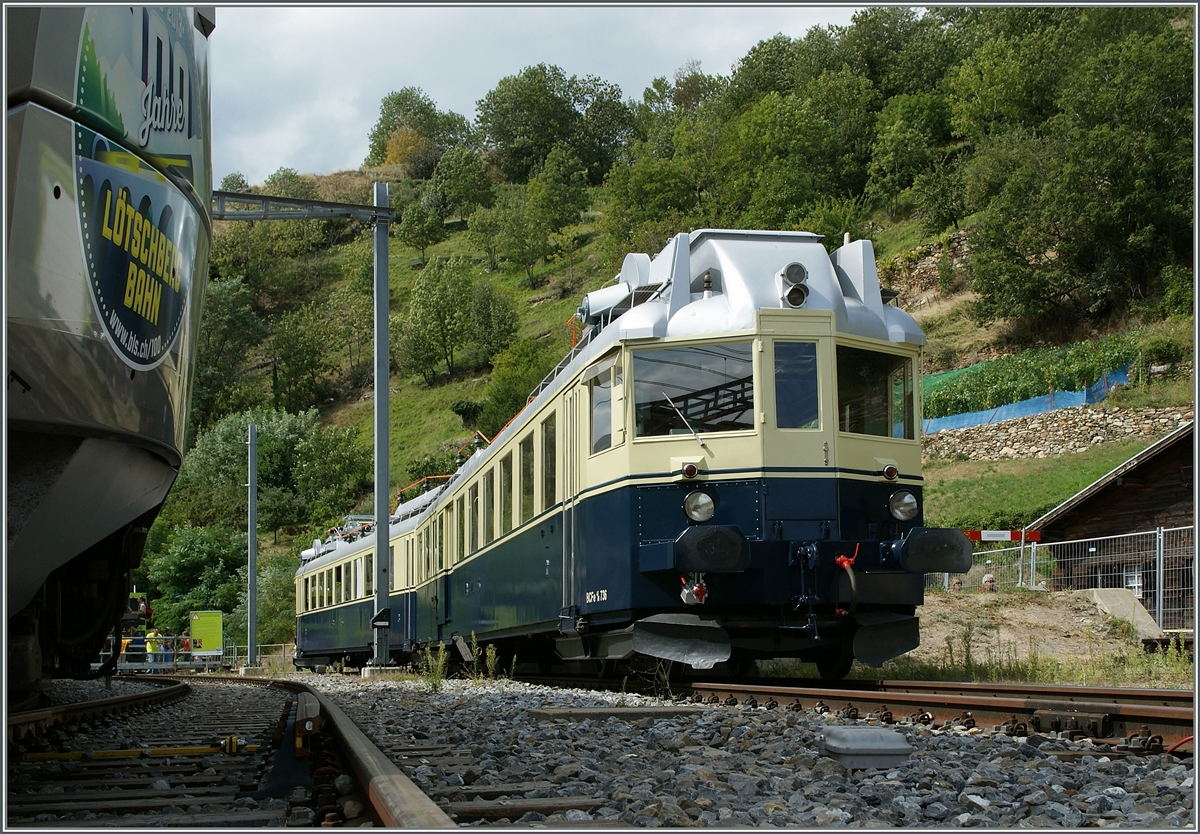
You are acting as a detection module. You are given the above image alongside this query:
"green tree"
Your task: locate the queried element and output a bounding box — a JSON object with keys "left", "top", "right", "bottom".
{"left": 365, "top": 87, "right": 473, "bottom": 167}
{"left": 271, "top": 302, "right": 334, "bottom": 412}
{"left": 477, "top": 339, "right": 558, "bottom": 438}
{"left": 396, "top": 197, "right": 448, "bottom": 265}
{"left": 797, "top": 195, "right": 874, "bottom": 253}
{"left": 476, "top": 64, "right": 631, "bottom": 185}
{"left": 477, "top": 64, "right": 580, "bottom": 183}
{"left": 964, "top": 21, "right": 1192, "bottom": 325}
{"left": 392, "top": 312, "right": 440, "bottom": 386}
{"left": 142, "top": 524, "right": 247, "bottom": 634}
{"left": 526, "top": 143, "right": 590, "bottom": 232}
{"left": 431, "top": 146, "right": 495, "bottom": 221}
{"left": 467, "top": 204, "right": 503, "bottom": 272}
{"left": 218, "top": 171, "right": 251, "bottom": 192}
{"left": 159, "top": 407, "right": 370, "bottom": 539}
{"left": 227, "top": 548, "right": 302, "bottom": 647}
{"left": 496, "top": 189, "right": 553, "bottom": 288}
{"left": 467, "top": 278, "right": 518, "bottom": 365}
{"left": 405, "top": 256, "right": 474, "bottom": 379}
{"left": 913, "top": 162, "right": 967, "bottom": 235}
{"left": 188, "top": 275, "right": 267, "bottom": 445}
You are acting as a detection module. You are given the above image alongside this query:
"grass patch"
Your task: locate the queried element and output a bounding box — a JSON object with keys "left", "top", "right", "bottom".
{"left": 922, "top": 436, "right": 1156, "bottom": 529}
{"left": 765, "top": 630, "right": 1192, "bottom": 688}
{"left": 871, "top": 215, "right": 926, "bottom": 261}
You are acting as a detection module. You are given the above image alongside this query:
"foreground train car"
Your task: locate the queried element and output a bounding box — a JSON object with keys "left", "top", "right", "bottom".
{"left": 7, "top": 7, "right": 215, "bottom": 701}
{"left": 296, "top": 229, "right": 971, "bottom": 679}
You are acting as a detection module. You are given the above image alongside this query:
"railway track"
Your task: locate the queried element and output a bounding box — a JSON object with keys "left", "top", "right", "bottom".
{"left": 683, "top": 680, "right": 1194, "bottom": 753}
{"left": 6, "top": 675, "right": 453, "bottom": 829}
{"left": 13, "top": 672, "right": 1191, "bottom": 827}
{"left": 514, "top": 672, "right": 1194, "bottom": 750}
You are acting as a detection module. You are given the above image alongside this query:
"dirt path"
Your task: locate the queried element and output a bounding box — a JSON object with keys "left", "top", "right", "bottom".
{"left": 913, "top": 589, "right": 1137, "bottom": 665}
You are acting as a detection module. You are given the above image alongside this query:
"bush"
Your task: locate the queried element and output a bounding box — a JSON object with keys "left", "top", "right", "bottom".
{"left": 924, "top": 334, "right": 1137, "bottom": 418}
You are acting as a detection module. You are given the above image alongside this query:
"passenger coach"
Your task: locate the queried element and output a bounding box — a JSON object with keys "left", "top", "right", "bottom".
{"left": 295, "top": 229, "right": 971, "bottom": 679}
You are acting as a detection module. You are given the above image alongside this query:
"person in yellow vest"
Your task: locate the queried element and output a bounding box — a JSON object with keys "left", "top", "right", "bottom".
{"left": 145, "top": 627, "right": 163, "bottom": 672}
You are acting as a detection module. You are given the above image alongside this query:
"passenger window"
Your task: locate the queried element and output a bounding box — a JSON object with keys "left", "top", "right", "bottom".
{"left": 520, "top": 435, "right": 534, "bottom": 524}
{"left": 456, "top": 497, "right": 465, "bottom": 562}
{"left": 542, "top": 413, "right": 556, "bottom": 511}
{"left": 469, "top": 483, "right": 480, "bottom": 552}
{"left": 389, "top": 546, "right": 395, "bottom": 591}
{"left": 365, "top": 552, "right": 373, "bottom": 595}
{"left": 335, "top": 566, "right": 343, "bottom": 602}
{"left": 483, "top": 469, "right": 495, "bottom": 544}
{"left": 303, "top": 578, "right": 310, "bottom": 612}
{"left": 325, "top": 569, "right": 333, "bottom": 607}
{"left": 775, "top": 342, "right": 819, "bottom": 429}
{"left": 500, "top": 453, "right": 513, "bottom": 534}
{"left": 836, "top": 345, "right": 914, "bottom": 439}
{"left": 633, "top": 342, "right": 754, "bottom": 437}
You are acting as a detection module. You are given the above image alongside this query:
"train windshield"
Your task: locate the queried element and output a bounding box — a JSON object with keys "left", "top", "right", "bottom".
{"left": 836, "top": 346, "right": 914, "bottom": 439}
{"left": 633, "top": 342, "right": 755, "bottom": 437}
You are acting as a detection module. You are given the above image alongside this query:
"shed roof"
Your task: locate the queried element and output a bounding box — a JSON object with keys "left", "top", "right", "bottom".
{"left": 1027, "top": 421, "right": 1193, "bottom": 533}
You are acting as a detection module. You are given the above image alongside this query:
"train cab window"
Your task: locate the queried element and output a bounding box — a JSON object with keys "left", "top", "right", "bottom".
{"left": 520, "top": 435, "right": 534, "bottom": 524}
{"left": 589, "top": 375, "right": 612, "bottom": 454}
{"left": 542, "top": 413, "right": 557, "bottom": 511}
{"left": 835, "top": 346, "right": 914, "bottom": 439}
{"left": 774, "top": 342, "right": 819, "bottom": 429}
{"left": 483, "top": 470, "right": 495, "bottom": 544}
{"left": 633, "top": 342, "right": 755, "bottom": 437}
{"left": 469, "top": 483, "right": 480, "bottom": 552}
{"left": 500, "top": 453, "right": 513, "bottom": 534}
{"left": 365, "top": 552, "right": 373, "bottom": 595}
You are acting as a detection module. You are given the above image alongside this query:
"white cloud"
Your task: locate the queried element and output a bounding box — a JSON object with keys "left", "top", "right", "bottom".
{"left": 210, "top": 5, "right": 861, "bottom": 184}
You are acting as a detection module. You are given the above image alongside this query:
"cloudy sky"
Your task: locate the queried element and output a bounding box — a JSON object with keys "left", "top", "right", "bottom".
{"left": 210, "top": 5, "right": 862, "bottom": 186}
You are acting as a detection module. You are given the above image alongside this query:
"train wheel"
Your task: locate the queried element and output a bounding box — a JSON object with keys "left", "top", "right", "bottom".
{"left": 814, "top": 644, "right": 854, "bottom": 681}
{"left": 594, "top": 659, "right": 613, "bottom": 678}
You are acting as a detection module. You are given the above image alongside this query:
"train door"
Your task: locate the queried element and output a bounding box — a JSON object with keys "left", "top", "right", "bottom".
{"left": 563, "top": 386, "right": 580, "bottom": 615}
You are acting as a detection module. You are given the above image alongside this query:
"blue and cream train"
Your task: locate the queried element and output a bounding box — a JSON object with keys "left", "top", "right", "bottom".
{"left": 294, "top": 229, "right": 971, "bottom": 679}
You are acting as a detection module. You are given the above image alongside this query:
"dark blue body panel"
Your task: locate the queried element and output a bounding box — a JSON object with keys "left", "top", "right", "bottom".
{"left": 295, "top": 474, "right": 928, "bottom": 662}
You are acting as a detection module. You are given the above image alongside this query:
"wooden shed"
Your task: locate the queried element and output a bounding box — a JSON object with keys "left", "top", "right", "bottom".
{"left": 1025, "top": 422, "right": 1193, "bottom": 628}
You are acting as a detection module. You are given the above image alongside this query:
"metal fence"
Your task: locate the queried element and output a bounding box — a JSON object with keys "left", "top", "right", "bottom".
{"left": 928, "top": 526, "right": 1194, "bottom": 631}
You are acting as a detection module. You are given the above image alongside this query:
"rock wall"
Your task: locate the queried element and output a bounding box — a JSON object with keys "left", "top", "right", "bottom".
{"left": 923, "top": 405, "right": 1193, "bottom": 462}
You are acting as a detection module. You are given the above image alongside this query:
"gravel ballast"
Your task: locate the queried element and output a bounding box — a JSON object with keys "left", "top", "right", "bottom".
{"left": 303, "top": 675, "right": 1195, "bottom": 828}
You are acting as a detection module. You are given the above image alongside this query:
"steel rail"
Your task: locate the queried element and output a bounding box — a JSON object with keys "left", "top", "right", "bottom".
{"left": 686, "top": 681, "right": 1194, "bottom": 746}
{"left": 273, "top": 679, "right": 457, "bottom": 829}
{"left": 7, "top": 679, "right": 189, "bottom": 743}
{"left": 873, "top": 679, "right": 1194, "bottom": 708}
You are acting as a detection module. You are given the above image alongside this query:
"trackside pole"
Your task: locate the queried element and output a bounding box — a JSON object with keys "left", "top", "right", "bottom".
{"left": 247, "top": 424, "right": 258, "bottom": 670}
{"left": 372, "top": 183, "right": 391, "bottom": 667}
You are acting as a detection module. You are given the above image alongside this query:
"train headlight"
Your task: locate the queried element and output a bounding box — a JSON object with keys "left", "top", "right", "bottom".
{"left": 888, "top": 490, "right": 919, "bottom": 521}
{"left": 683, "top": 491, "right": 716, "bottom": 523}
{"left": 779, "top": 262, "right": 809, "bottom": 308}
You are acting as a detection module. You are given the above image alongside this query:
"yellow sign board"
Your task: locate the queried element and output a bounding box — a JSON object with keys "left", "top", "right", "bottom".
{"left": 189, "top": 610, "right": 222, "bottom": 657}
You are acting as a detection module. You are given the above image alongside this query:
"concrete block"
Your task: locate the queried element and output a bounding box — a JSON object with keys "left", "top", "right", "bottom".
{"left": 1082, "top": 588, "right": 1163, "bottom": 639}
{"left": 818, "top": 726, "right": 913, "bottom": 770}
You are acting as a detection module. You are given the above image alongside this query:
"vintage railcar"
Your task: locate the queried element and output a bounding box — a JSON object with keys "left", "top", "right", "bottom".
{"left": 295, "top": 229, "right": 971, "bottom": 679}
{"left": 7, "top": 6, "right": 215, "bottom": 701}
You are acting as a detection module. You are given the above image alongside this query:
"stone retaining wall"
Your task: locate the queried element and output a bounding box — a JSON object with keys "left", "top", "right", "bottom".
{"left": 923, "top": 406, "right": 1193, "bottom": 462}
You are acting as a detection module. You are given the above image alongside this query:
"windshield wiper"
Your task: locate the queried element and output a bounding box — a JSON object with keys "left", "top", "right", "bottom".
{"left": 662, "top": 391, "right": 705, "bottom": 447}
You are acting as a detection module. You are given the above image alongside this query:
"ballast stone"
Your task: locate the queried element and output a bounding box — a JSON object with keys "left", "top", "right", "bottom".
{"left": 818, "top": 726, "right": 914, "bottom": 770}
